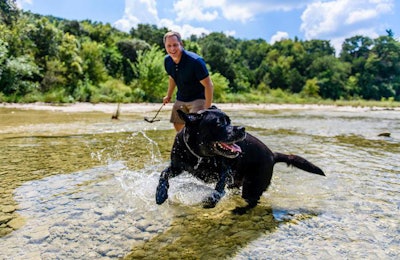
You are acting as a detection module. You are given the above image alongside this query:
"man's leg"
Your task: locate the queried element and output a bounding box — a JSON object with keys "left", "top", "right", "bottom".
{"left": 173, "top": 123, "right": 184, "bottom": 132}
{"left": 170, "top": 100, "right": 187, "bottom": 132}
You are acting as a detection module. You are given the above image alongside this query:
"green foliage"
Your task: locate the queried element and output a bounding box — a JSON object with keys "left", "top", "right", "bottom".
{"left": 0, "top": 12, "right": 399, "bottom": 104}
{"left": 308, "top": 55, "right": 351, "bottom": 99}
{"left": 43, "top": 88, "right": 72, "bottom": 103}
{"left": 102, "top": 46, "right": 123, "bottom": 78}
{"left": 199, "top": 33, "right": 237, "bottom": 90}
{"left": 28, "top": 17, "right": 61, "bottom": 64}
{"left": 130, "top": 24, "right": 168, "bottom": 50}
{"left": 0, "top": 54, "right": 40, "bottom": 100}
{"left": 93, "top": 79, "right": 132, "bottom": 103}
{"left": 0, "top": 0, "right": 18, "bottom": 25}
{"left": 210, "top": 72, "right": 229, "bottom": 102}
{"left": 116, "top": 38, "right": 150, "bottom": 84}
{"left": 80, "top": 41, "right": 108, "bottom": 85}
{"left": 131, "top": 45, "right": 168, "bottom": 102}
{"left": 301, "top": 78, "right": 320, "bottom": 98}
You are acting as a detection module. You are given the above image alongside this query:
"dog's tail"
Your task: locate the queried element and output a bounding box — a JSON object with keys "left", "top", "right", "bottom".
{"left": 274, "top": 152, "right": 325, "bottom": 176}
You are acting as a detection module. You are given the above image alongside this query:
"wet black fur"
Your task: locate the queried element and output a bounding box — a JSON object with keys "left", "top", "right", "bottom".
{"left": 156, "top": 106, "right": 325, "bottom": 214}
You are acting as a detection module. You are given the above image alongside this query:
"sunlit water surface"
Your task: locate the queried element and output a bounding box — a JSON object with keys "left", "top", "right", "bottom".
{"left": 0, "top": 106, "right": 399, "bottom": 259}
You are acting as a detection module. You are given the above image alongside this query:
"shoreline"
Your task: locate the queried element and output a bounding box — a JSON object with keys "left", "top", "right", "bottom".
{"left": 1, "top": 102, "right": 398, "bottom": 113}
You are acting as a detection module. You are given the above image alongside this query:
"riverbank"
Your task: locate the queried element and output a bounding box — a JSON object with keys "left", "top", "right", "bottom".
{"left": 2, "top": 102, "right": 399, "bottom": 113}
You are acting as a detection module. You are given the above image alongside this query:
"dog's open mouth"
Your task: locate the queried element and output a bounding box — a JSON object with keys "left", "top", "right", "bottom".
{"left": 214, "top": 141, "right": 242, "bottom": 158}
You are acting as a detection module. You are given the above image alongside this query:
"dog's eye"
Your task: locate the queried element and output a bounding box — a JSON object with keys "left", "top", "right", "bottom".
{"left": 216, "top": 119, "right": 225, "bottom": 127}
{"left": 221, "top": 118, "right": 229, "bottom": 126}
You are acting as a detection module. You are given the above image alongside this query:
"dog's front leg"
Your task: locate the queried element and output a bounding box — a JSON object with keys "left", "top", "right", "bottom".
{"left": 203, "top": 166, "right": 231, "bottom": 208}
{"left": 156, "top": 162, "right": 183, "bottom": 205}
{"left": 156, "top": 167, "right": 171, "bottom": 205}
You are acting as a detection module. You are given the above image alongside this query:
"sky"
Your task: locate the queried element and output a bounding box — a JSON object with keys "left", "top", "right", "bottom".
{"left": 16, "top": 0, "right": 400, "bottom": 53}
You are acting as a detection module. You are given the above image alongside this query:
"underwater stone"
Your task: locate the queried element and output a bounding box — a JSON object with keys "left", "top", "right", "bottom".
{"left": 1, "top": 205, "right": 16, "bottom": 213}
{"left": 7, "top": 217, "right": 25, "bottom": 230}
{"left": 27, "top": 226, "right": 50, "bottom": 243}
{"left": 0, "top": 215, "right": 13, "bottom": 224}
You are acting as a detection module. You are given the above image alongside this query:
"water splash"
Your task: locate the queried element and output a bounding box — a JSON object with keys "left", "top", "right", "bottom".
{"left": 130, "top": 130, "right": 163, "bottom": 164}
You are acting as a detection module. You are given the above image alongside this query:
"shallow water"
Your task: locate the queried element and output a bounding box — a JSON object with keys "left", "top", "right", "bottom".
{"left": 0, "top": 106, "right": 399, "bottom": 259}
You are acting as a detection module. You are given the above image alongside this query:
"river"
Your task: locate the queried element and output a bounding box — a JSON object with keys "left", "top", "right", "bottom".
{"left": 0, "top": 104, "right": 399, "bottom": 259}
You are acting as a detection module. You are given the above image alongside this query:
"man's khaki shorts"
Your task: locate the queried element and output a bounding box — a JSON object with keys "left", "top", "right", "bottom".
{"left": 170, "top": 99, "right": 206, "bottom": 124}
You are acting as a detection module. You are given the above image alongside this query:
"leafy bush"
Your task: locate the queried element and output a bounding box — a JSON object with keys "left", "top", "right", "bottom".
{"left": 0, "top": 55, "right": 40, "bottom": 98}
{"left": 92, "top": 78, "right": 132, "bottom": 103}
{"left": 131, "top": 45, "right": 168, "bottom": 102}
{"left": 210, "top": 72, "right": 229, "bottom": 102}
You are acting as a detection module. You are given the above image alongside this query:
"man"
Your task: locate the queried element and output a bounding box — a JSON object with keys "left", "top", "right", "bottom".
{"left": 162, "top": 31, "right": 214, "bottom": 132}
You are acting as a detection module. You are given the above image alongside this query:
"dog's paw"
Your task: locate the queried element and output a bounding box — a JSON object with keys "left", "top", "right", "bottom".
{"left": 232, "top": 206, "right": 248, "bottom": 215}
{"left": 232, "top": 200, "right": 257, "bottom": 215}
{"left": 155, "top": 179, "right": 169, "bottom": 205}
{"left": 202, "top": 192, "right": 223, "bottom": 208}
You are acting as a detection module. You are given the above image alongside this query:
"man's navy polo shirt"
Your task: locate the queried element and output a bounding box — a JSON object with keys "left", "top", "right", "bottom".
{"left": 164, "top": 50, "right": 209, "bottom": 102}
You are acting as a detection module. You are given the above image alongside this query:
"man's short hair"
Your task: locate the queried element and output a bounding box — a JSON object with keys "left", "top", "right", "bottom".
{"left": 163, "top": 31, "right": 182, "bottom": 44}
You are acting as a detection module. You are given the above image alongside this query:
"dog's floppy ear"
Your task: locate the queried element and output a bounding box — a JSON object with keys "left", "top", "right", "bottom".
{"left": 177, "top": 109, "right": 202, "bottom": 124}
{"left": 209, "top": 105, "right": 219, "bottom": 110}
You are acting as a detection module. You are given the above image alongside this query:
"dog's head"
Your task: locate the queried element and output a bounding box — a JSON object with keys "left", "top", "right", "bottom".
{"left": 178, "top": 106, "right": 246, "bottom": 158}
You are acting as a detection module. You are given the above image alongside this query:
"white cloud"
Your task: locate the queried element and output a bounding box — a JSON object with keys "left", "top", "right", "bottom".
{"left": 114, "top": 0, "right": 159, "bottom": 32}
{"left": 270, "top": 31, "right": 289, "bottom": 44}
{"left": 114, "top": 0, "right": 311, "bottom": 38}
{"left": 346, "top": 9, "right": 378, "bottom": 25}
{"left": 15, "top": 0, "right": 33, "bottom": 9}
{"left": 300, "top": 0, "right": 394, "bottom": 53}
{"left": 173, "top": 0, "right": 309, "bottom": 23}
{"left": 173, "top": 0, "right": 220, "bottom": 22}
{"left": 158, "top": 18, "right": 210, "bottom": 39}
{"left": 221, "top": 4, "right": 254, "bottom": 22}
{"left": 223, "top": 30, "right": 236, "bottom": 37}
{"left": 300, "top": 0, "right": 394, "bottom": 39}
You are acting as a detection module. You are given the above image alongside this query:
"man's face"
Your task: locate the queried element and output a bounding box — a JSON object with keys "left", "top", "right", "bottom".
{"left": 164, "top": 36, "right": 183, "bottom": 62}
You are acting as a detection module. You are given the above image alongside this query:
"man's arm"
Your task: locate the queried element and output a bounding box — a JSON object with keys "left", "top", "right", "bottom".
{"left": 163, "top": 76, "right": 177, "bottom": 104}
{"left": 200, "top": 76, "right": 214, "bottom": 108}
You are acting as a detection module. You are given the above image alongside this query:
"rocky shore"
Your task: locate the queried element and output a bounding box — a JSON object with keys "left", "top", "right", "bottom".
{"left": 3, "top": 102, "right": 395, "bottom": 113}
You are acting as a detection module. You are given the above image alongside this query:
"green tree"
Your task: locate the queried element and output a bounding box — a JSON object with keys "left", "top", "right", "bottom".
{"left": 57, "top": 33, "right": 83, "bottom": 95}
{"left": 27, "top": 17, "right": 61, "bottom": 67}
{"left": 232, "top": 39, "right": 270, "bottom": 91}
{"left": 340, "top": 35, "right": 373, "bottom": 62}
{"left": 132, "top": 45, "right": 168, "bottom": 102}
{"left": 210, "top": 72, "right": 229, "bottom": 102}
{"left": 117, "top": 38, "right": 150, "bottom": 84}
{"left": 199, "top": 33, "right": 237, "bottom": 90}
{"left": 259, "top": 39, "right": 307, "bottom": 93}
{"left": 80, "top": 41, "right": 108, "bottom": 85}
{"left": 0, "top": 38, "right": 7, "bottom": 70}
{"left": 41, "top": 58, "right": 67, "bottom": 92}
{"left": 301, "top": 78, "right": 320, "bottom": 98}
{"left": 80, "top": 20, "right": 117, "bottom": 46}
{"left": 1, "top": 13, "right": 34, "bottom": 58}
{"left": 339, "top": 35, "right": 374, "bottom": 97}
{"left": 307, "top": 55, "right": 351, "bottom": 99}
{"left": 103, "top": 46, "right": 123, "bottom": 78}
{"left": 0, "top": 54, "right": 40, "bottom": 100}
{"left": 362, "top": 36, "right": 400, "bottom": 100}
{"left": 302, "top": 39, "right": 336, "bottom": 78}
{"left": 130, "top": 24, "right": 169, "bottom": 50}
{"left": 0, "top": 0, "right": 18, "bottom": 25}
{"left": 303, "top": 39, "right": 336, "bottom": 57}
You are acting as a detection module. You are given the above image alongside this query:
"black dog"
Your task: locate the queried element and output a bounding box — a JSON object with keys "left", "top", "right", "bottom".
{"left": 156, "top": 106, "right": 325, "bottom": 214}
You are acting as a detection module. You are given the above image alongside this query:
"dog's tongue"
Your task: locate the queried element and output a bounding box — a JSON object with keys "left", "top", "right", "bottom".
{"left": 220, "top": 142, "right": 242, "bottom": 152}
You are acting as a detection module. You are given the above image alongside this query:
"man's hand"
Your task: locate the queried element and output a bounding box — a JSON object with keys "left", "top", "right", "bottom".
{"left": 163, "top": 96, "right": 171, "bottom": 104}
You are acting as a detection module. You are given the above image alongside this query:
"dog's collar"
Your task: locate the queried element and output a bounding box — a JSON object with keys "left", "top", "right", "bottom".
{"left": 182, "top": 128, "right": 203, "bottom": 160}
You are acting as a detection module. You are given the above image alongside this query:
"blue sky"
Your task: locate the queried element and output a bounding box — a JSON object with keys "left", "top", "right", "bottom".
{"left": 16, "top": 0, "right": 400, "bottom": 53}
